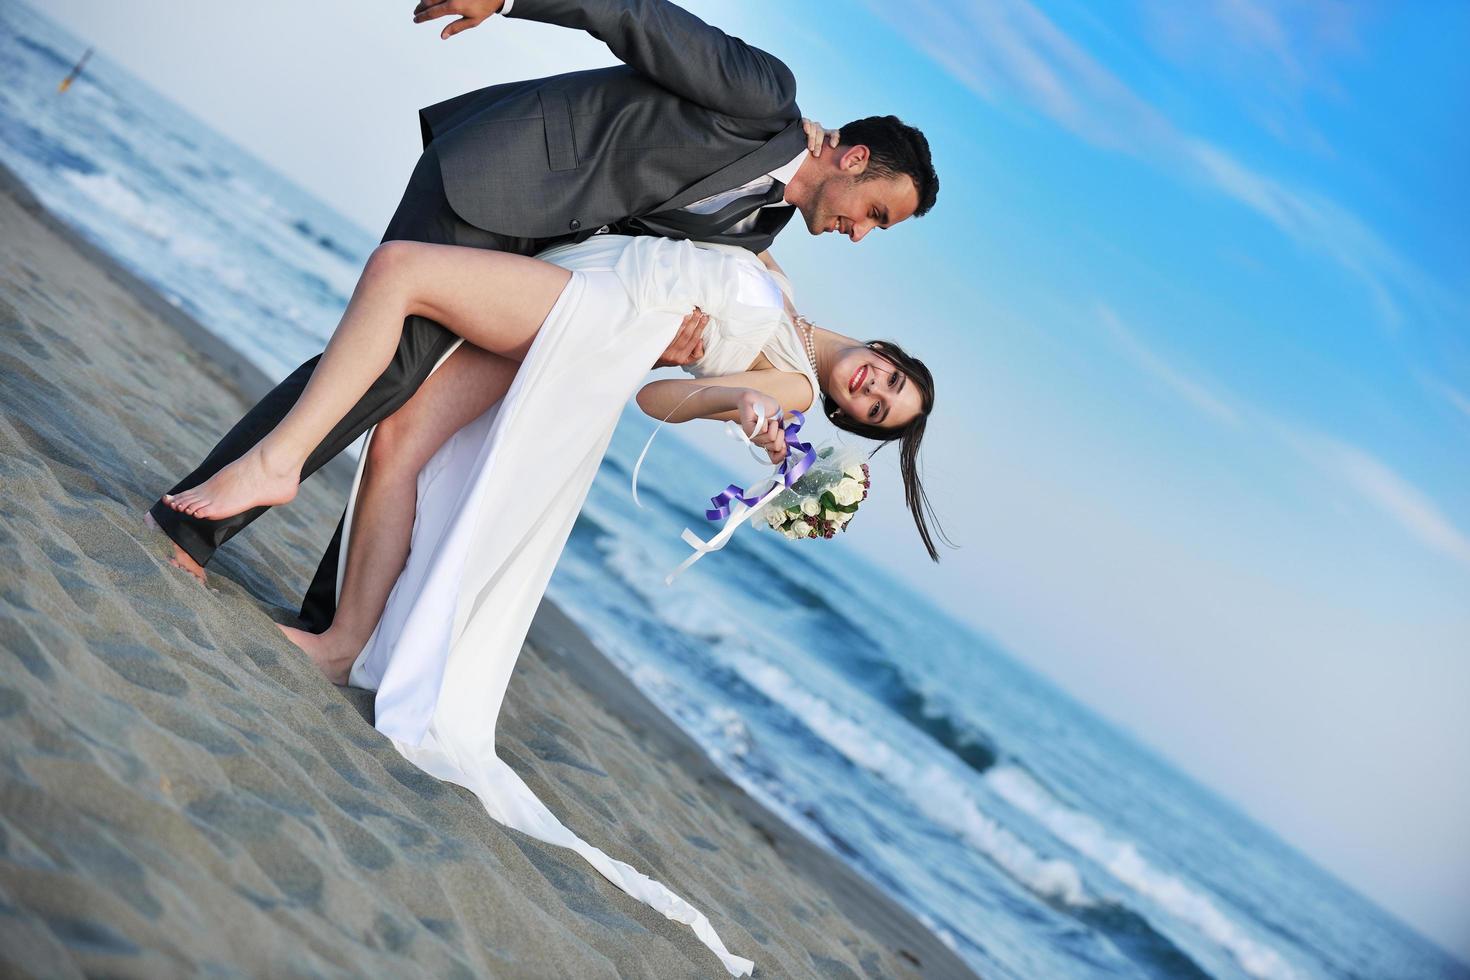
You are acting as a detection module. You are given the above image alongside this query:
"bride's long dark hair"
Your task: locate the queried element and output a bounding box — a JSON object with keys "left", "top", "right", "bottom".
{"left": 822, "top": 340, "right": 950, "bottom": 562}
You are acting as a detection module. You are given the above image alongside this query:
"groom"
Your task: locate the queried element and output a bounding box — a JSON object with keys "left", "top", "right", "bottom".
{"left": 148, "top": 0, "right": 939, "bottom": 631}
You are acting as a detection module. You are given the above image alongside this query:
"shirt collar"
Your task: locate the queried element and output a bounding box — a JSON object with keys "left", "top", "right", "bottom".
{"left": 769, "top": 151, "right": 806, "bottom": 201}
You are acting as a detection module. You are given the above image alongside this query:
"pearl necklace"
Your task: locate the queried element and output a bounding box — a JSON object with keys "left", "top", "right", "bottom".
{"left": 794, "top": 314, "right": 818, "bottom": 375}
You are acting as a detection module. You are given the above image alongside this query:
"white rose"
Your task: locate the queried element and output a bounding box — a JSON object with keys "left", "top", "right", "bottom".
{"left": 843, "top": 465, "right": 866, "bottom": 482}
{"left": 764, "top": 509, "right": 786, "bottom": 529}
{"left": 824, "top": 508, "right": 842, "bottom": 521}
{"left": 800, "top": 498, "right": 821, "bottom": 517}
{"left": 790, "top": 519, "right": 811, "bottom": 537}
{"left": 835, "top": 511, "right": 854, "bottom": 527}
{"left": 832, "top": 478, "right": 864, "bottom": 507}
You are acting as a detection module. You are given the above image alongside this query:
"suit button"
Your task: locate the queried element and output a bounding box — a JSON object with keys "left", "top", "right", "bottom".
{"left": 569, "top": 218, "right": 582, "bottom": 231}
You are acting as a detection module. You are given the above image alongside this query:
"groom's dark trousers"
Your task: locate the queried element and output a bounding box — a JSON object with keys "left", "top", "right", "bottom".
{"left": 148, "top": 0, "right": 805, "bottom": 631}
{"left": 149, "top": 145, "right": 539, "bottom": 630}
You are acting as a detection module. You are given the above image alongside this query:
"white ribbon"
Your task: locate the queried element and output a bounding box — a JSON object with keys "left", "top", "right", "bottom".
{"left": 665, "top": 480, "right": 786, "bottom": 585}
{"left": 628, "top": 386, "right": 787, "bottom": 585}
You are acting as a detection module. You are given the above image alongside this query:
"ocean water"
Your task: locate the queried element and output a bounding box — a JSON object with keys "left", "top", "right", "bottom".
{"left": 2, "top": 6, "right": 1464, "bottom": 978}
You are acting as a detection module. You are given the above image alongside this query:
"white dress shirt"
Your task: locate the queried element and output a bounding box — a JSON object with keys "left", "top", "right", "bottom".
{"left": 584, "top": 152, "right": 804, "bottom": 237}
{"left": 678, "top": 151, "right": 805, "bottom": 234}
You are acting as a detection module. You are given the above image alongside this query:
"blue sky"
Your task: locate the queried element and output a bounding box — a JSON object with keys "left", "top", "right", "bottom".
{"left": 48, "top": 0, "right": 1469, "bottom": 960}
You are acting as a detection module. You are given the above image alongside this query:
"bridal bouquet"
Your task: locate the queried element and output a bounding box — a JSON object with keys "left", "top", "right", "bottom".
{"left": 757, "top": 446, "right": 870, "bottom": 540}
{"left": 635, "top": 404, "right": 874, "bottom": 583}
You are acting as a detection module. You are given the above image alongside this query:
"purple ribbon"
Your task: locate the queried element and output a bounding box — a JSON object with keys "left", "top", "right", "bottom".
{"left": 704, "top": 410, "right": 817, "bottom": 521}
{"left": 703, "top": 484, "right": 766, "bottom": 521}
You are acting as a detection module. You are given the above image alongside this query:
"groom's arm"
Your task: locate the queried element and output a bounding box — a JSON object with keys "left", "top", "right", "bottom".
{"left": 417, "top": 0, "right": 797, "bottom": 119}
{"left": 509, "top": 0, "right": 796, "bottom": 118}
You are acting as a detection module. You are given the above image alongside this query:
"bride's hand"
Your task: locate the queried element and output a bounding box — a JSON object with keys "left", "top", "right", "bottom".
{"left": 738, "top": 390, "right": 789, "bottom": 466}
{"left": 801, "top": 118, "right": 841, "bottom": 157}
{"left": 412, "top": 0, "right": 506, "bottom": 40}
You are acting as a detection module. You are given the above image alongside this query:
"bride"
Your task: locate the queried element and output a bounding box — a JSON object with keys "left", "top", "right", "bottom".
{"left": 161, "top": 227, "right": 941, "bottom": 974}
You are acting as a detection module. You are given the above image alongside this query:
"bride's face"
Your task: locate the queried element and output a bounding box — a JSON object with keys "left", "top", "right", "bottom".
{"left": 826, "top": 346, "right": 924, "bottom": 429}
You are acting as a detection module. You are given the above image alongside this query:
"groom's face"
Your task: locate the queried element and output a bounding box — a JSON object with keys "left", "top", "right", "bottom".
{"left": 798, "top": 146, "right": 920, "bottom": 243}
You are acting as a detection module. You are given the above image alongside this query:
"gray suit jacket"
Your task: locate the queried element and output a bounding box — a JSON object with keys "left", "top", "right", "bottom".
{"left": 419, "top": 0, "right": 806, "bottom": 252}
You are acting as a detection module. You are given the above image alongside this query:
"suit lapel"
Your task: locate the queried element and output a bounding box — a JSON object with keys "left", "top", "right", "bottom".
{"left": 650, "top": 118, "right": 807, "bottom": 212}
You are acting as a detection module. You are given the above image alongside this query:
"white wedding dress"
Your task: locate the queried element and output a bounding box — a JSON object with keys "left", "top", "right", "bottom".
{"left": 337, "top": 235, "right": 818, "bottom": 977}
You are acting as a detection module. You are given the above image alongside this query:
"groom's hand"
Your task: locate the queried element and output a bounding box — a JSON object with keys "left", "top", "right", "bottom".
{"left": 652, "top": 307, "right": 708, "bottom": 368}
{"left": 412, "top": 0, "right": 505, "bottom": 40}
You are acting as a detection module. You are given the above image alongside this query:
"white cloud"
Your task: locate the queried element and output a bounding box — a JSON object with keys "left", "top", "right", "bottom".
{"left": 1182, "top": 140, "right": 1415, "bottom": 328}
{"left": 1444, "top": 387, "right": 1470, "bottom": 419}
{"left": 1141, "top": 0, "right": 1363, "bottom": 95}
{"left": 1306, "top": 436, "right": 1470, "bottom": 567}
{"left": 1210, "top": 0, "right": 1301, "bottom": 77}
{"left": 1418, "top": 374, "right": 1470, "bottom": 423}
{"left": 1095, "top": 305, "right": 1470, "bottom": 569}
{"left": 1097, "top": 305, "right": 1241, "bottom": 425}
{"left": 877, "top": 0, "right": 1173, "bottom": 150}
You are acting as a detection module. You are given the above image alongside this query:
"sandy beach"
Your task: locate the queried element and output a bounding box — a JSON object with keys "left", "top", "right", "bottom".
{"left": 0, "top": 162, "right": 978, "bottom": 978}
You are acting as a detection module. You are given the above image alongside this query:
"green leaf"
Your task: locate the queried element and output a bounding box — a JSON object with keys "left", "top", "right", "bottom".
{"left": 819, "top": 491, "right": 859, "bottom": 514}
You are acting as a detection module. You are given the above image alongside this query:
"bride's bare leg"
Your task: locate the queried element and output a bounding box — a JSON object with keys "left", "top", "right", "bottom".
{"left": 163, "top": 242, "right": 570, "bottom": 520}
{"left": 280, "top": 342, "right": 520, "bottom": 683}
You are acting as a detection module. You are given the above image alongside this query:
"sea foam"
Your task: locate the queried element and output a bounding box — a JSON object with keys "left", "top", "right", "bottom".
{"left": 727, "top": 651, "right": 1092, "bottom": 907}
{"left": 986, "top": 765, "right": 1300, "bottom": 980}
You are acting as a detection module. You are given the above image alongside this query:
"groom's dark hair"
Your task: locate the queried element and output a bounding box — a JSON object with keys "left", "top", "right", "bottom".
{"left": 841, "top": 115, "right": 939, "bottom": 217}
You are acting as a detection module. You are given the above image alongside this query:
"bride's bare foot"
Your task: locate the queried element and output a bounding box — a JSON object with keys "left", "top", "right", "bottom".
{"left": 278, "top": 623, "right": 360, "bottom": 686}
{"left": 144, "top": 510, "right": 207, "bottom": 585}
{"left": 162, "top": 446, "right": 300, "bottom": 521}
